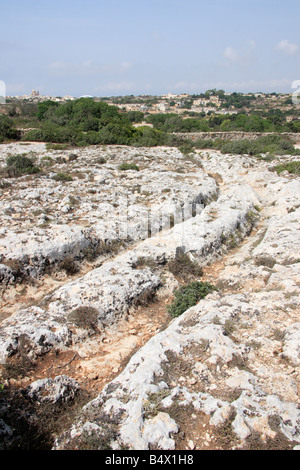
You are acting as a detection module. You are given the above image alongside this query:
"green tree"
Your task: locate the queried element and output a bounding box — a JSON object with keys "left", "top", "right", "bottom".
{"left": 36, "top": 100, "right": 60, "bottom": 120}
{"left": 220, "top": 119, "right": 232, "bottom": 131}
{"left": 0, "top": 115, "right": 19, "bottom": 142}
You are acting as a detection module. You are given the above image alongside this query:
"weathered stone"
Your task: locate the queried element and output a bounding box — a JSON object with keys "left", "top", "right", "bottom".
{"left": 0, "top": 143, "right": 299, "bottom": 450}
{"left": 25, "top": 375, "right": 80, "bottom": 404}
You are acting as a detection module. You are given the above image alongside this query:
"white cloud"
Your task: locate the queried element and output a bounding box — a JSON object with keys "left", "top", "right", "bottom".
{"left": 223, "top": 46, "right": 239, "bottom": 64}
{"left": 120, "top": 62, "right": 133, "bottom": 72}
{"left": 275, "top": 40, "right": 299, "bottom": 55}
{"left": 221, "top": 42, "right": 256, "bottom": 68}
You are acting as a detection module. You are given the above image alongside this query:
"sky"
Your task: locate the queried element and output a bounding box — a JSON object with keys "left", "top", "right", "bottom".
{"left": 1, "top": 0, "right": 300, "bottom": 97}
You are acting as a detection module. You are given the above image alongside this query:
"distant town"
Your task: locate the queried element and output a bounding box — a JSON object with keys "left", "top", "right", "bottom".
{"left": 2, "top": 88, "right": 298, "bottom": 122}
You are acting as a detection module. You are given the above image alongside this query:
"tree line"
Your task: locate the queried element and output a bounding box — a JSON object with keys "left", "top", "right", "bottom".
{"left": 0, "top": 97, "right": 299, "bottom": 150}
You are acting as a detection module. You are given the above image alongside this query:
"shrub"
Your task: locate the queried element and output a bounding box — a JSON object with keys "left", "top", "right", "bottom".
{"left": 167, "top": 281, "right": 217, "bottom": 318}
{"left": 67, "top": 306, "right": 99, "bottom": 330}
{"left": 59, "top": 255, "right": 79, "bottom": 274}
{"left": 82, "top": 240, "right": 124, "bottom": 261}
{"left": 134, "top": 256, "right": 157, "bottom": 269}
{"left": 118, "top": 162, "right": 139, "bottom": 171}
{"left": 52, "top": 172, "right": 73, "bottom": 182}
{"left": 41, "top": 156, "right": 54, "bottom": 167}
{"left": 179, "top": 141, "right": 195, "bottom": 155}
{"left": 220, "top": 140, "right": 250, "bottom": 155}
{"left": 255, "top": 255, "right": 276, "bottom": 268}
{"left": 272, "top": 161, "right": 300, "bottom": 175}
{"left": 167, "top": 253, "right": 203, "bottom": 281}
{"left": 220, "top": 136, "right": 299, "bottom": 157}
{"left": 6, "top": 154, "right": 40, "bottom": 176}
{"left": 45, "top": 143, "right": 70, "bottom": 151}
{"left": 0, "top": 115, "right": 19, "bottom": 142}
{"left": 95, "top": 157, "right": 107, "bottom": 164}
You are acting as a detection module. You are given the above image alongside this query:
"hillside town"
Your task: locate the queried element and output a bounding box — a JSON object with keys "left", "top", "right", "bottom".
{"left": 1, "top": 89, "right": 297, "bottom": 121}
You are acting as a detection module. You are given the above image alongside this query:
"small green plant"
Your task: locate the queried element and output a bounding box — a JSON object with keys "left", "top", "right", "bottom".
{"left": 41, "top": 155, "right": 54, "bottom": 166}
{"left": 52, "top": 172, "right": 73, "bottom": 182}
{"left": 118, "top": 162, "right": 139, "bottom": 171}
{"left": 246, "top": 209, "right": 258, "bottom": 226}
{"left": 167, "top": 281, "right": 217, "bottom": 318}
{"left": 95, "top": 157, "right": 107, "bottom": 164}
{"left": 272, "top": 161, "right": 300, "bottom": 175}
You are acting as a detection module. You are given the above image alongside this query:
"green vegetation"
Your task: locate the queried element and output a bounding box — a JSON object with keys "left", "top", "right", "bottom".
{"left": 220, "top": 135, "right": 299, "bottom": 156}
{"left": 118, "top": 162, "right": 139, "bottom": 171}
{"left": 167, "top": 281, "right": 217, "bottom": 318}
{"left": 167, "top": 253, "right": 203, "bottom": 281}
{"left": 52, "top": 172, "right": 73, "bottom": 182}
{"left": 191, "top": 134, "right": 300, "bottom": 156}
{"left": 146, "top": 110, "right": 300, "bottom": 134}
{"left": 0, "top": 93, "right": 299, "bottom": 151}
{"left": 0, "top": 115, "right": 20, "bottom": 142}
{"left": 19, "top": 98, "right": 180, "bottom": 148}
{"left": 67, "top": 306, "right": 99, "bottom": 330}
{"left": 59, "top": 254, "right": 79, "bottom": 274}
{"left": 272, "top": 161, "right": 300, "bottom": 175}
{"left": 95, "top": 157, "right": 107, "bottom": 164}
{"left": 134, "top": 256, "right": 157, "bottom": 270}
{"left": 5, "top": 154, "right": 40, "bottom": 176}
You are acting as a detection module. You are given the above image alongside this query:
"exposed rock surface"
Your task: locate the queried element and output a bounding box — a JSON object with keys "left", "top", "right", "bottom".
{"left": 25, "top": 375, "right": 80, "bottom": 404}
{"left": 0, "top": 143, "right": 299, "bottom": 450}
{"left": 0, "top": 143, "right": 217, "bottom": 278}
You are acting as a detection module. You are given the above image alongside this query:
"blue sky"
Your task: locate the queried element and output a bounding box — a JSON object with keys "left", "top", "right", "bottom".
{"left": 1, "top": 0, "right": 299, "bottom": 97}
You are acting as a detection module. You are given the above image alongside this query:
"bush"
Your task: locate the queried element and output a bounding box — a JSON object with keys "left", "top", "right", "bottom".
{"left": 167, "top": 253, "right": 203, "bottom": 281}
{"left": 134, "top": 256, "right": 157, "bottom": 269}
{"left": 59, "top": 255, "right": 79, "bottom": 274}
{"left": 95, "top": 157, "right": 107, "bottom": 164}
{"left": 220, "top": 136, "right": 299, "bottom": 157}
{"left": 0, "top": 115, "right": 19, "bottom": 142}
{"left": 6, "top": 154, "right": 40, "bottom": 176}
{"left": 179, "top": 141, "right": 195, "bottom": 155}
{"left": 118, "top": 162, "right": 139, "bottom": 171}
{"left": 67, "top": 306, "right": 99, "bottom": 330}
{"left": 52, "top": 172, "right": 73, "bottom": 182}
{"left": 220, "top": 139, "right": 251, "bottom": 155}
{"left": 131, "top": 126, "right": 165, "bottom": 147}
{"left": 167, "top": 281, "right": 217, "bottom": 318}
{"left": 272, "top": 161, "right": 300, "bottom": 175}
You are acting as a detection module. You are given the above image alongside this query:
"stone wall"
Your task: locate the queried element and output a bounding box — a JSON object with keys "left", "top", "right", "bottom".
{"left": 174, "top": 131, "right": 300, "bottom": 143}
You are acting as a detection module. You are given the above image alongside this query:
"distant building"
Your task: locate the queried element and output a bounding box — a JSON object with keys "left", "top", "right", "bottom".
{"left": 163, "top": 93, "right": 178, "bottom": 100}
{"left": 133, "top": 122, "right": 154, "bottom": 128}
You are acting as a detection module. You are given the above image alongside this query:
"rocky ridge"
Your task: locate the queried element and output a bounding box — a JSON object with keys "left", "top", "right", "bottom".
{"left": 0, "top": 142, "right": 299, "bottom": 450}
